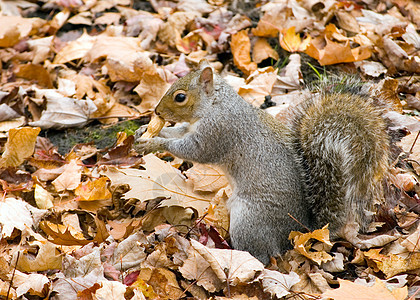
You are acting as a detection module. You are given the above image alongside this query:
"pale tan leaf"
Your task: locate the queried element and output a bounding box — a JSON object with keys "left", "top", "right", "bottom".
{"left": 52, "top": 160, "right": 82, "bottom": 192}
{"left": 322, "top": 278, "right": 408, "bottom": 300}
{"left": 190, "top": 239, "right": 264, "bottom": 285}
{"left": 101, "top": 154, "right": 213, "bottom": 215}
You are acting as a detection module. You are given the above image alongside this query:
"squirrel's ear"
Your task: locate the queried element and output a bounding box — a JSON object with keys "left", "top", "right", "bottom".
{"left": 198, "top": 59, "right": 211, "bottom": 70}
{"left": 199, "top": 66, "right": 213, "bottom": 94}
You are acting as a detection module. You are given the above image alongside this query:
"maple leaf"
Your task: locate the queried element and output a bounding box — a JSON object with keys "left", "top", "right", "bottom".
{"left": 101, "top": 154, "right": 213, "bottom": 216}
{"left": 322, "top": 278, "right": 408, "bottom": 300}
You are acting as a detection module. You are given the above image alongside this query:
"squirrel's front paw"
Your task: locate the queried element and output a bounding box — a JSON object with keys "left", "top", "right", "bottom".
{"left": 134, "top": 137, "right": 164, "bottom": 155}
{"left": 134, "top": 125, "right": 148, "bottom": 140}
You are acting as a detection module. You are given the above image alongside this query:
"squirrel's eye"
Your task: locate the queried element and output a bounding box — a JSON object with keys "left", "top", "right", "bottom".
{"left": 174, "top": 93, "right": 187, "bottom": 103}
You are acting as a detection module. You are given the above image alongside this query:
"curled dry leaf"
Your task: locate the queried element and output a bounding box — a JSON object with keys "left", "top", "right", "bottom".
{"left": 230, "top": 29, "right": 257, "bottom": 76}
{"left": 363, "top": 248, "right": 420, "bottom": 278}
{"left": 289, "top": 225, "right": 333, "bottom": 265}
{"left": 52, "top": 159, "right": 82, "bottom": 192}
{"left": 280, "top": 27, "right": 311, "bottom": 53}
{"left": 16, "top": 241, "right": 62, "bottom": 272}
{"left": 252, "top": 38, "right": 279, "bottom": 64}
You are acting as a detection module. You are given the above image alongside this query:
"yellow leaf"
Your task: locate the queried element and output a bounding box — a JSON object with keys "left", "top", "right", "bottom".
{"left": 0, "top": 127, "right": 41, "bottom": 168}
{"left": 280, "top": 27, "right": 311, "bottom": 53}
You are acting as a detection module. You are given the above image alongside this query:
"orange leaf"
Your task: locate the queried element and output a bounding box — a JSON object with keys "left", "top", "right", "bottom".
{"left": 75, "top": 177, "right": 112, "bottom": 201}
{"left": 230, "top": 29, "right": 257, "bottom": 76}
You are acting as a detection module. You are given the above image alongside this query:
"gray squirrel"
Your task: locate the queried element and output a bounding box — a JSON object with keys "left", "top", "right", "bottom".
{"left": 134, "top": 60, "right": 390, "bottom": 264}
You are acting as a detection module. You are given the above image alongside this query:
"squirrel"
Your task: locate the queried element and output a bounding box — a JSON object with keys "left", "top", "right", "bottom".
{"left": 134, "top": 60, "right": 390, "bottom": 264}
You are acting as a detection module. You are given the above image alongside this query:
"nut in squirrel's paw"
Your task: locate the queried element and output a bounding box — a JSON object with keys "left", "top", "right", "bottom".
{"left": 134, "top": 114, "right": 165, "bottom": 155}
{"left": 141, "top": 114, "right": 165, "bottom": 139}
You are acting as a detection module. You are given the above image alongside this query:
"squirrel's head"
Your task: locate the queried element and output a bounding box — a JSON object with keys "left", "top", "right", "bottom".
{"left": 155, "top": 59, "right": 214, "bottom": 123}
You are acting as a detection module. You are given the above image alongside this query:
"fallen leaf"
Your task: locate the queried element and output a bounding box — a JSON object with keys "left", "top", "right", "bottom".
{"left": 52, "top": 160, "right": 82, "bottom": 191}
{"left": 322, "top": 278, "right": 408, "bottom": 300}
{"left": 279, "top": 27, "right": 311, "bottom": 53}
{"left": 252, "top": 38, "right": 279, "bottom": 64}
{"left": 16, "top": 241, "right": 62, "bottom": 272}
{"left": 289, "top": 225, "right": 333, "bottom": 265}
{"left": 185, "top": 164, "right": 228, "bottom": 193}
{"left": 0, "top": 197, "right": 46, "bottom": 238}
{"left": 15, "top": 64, "right": 53, "bottom": 88}
{"left": 363, "top": 248, "right": 420, "bottom": 278}
{"left": 190, "top": 239, "right": 264, "bottom": 285}
{"left": 0, "top": 127, "right": 41, "bottom": 168}
{"left": 230, "top": 30, "right": 257, "bottom": 76}
{"left": 258, "top": 269, "right": 300, "bottom": 299}
{"left": 75, "top": 177, "right": 112, "bottom": 201}
{"left": 34, "top": 184, "right": 54, "bottom": 209}
{"left": 101, "top": 154, "right": 213, "bottom": 216}
{"left": 179, "top": 245, "right": 224, "bottom": 292}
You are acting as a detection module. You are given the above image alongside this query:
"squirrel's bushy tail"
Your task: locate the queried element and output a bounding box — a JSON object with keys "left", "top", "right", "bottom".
{"left": 290, "top": 78, "right": 390, "bottom": 235}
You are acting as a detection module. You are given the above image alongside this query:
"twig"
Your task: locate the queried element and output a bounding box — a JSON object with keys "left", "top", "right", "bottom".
{"left": 6, "top": 251, "right": 20, "bottom": 300}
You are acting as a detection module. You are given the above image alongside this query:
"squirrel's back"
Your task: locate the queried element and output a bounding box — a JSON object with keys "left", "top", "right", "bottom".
{"left": 289, "top": 86, "right": 389, "bottom": 236}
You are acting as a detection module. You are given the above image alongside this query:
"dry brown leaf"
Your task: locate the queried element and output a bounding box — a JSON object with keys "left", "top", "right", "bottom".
{"left": 305, "top": 24, "right": 372, "bottom": 65}
{"left": 322, "top": 278, "right": 408, "bottom": 300}
{"left": 27, "top": 36, "right": 54, "bottom": 64}
{"left": 0, "top": 126, "right": 41, "bottom": 168}
{"left": 238, "top": 66, "right": 278, "bottom": 106}
{"left": 34, "top": 184, "right": 54, "bottom": 209}
{"left": 363, "top": 248, "right": 420, "bottom": 278}
{"left": 258, "top": 270, "right": 300, "bottom": 298}
{"left": 252, "top": 38, "right": 279, "bottom": 64}
{"left": 53, "top": 32, "right": 97, "bottom": 64}
{"left": 140, "top": 267, "right": 184, "bottom": 299}
{"left": 134, "top": 71, "right": 171, "bottom": 112}
{"left": 14, "top": 273, "right": 50, "bottom": 298}
{"left": 0, "top": 15, "right": 45, "bottom": 47}
{"left": 16, "top": 241, "right": 62, "bottom": 272}
{"left": 101, "top": 154, "right": 213, "bottom": 215}
{"left": 15, "top": 64, "right": 53, "bottom": 88}
{"left": 0, "top": 197, "right": 46, "bottom": 238}
{"left": 190, "top": 239, "right": 265, "bottom": 285}
{"left": 28, "top": 88, "right": 97, "bottom": 129}
{"left": 94, "top": 281, "right": 128, "bottom": 299}
{"left": 179, "top": 245, "right": 224, "bottom": 292}
{"left": 289, "top": 225, "right": 333, "bottom": 265}
{"left": 230, "top": 30, "right": 257, "bottom": 76}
